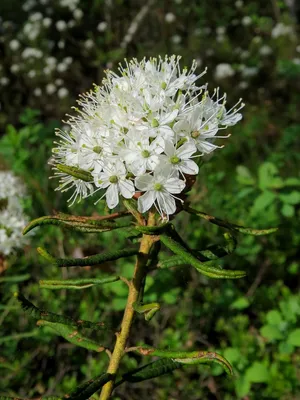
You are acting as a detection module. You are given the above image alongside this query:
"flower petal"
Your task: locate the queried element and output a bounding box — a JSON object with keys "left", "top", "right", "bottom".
{"left": 119, "top": 179, "right": 135, "bottom": 199}
{"left": 138, "top": 190, "right": 156, "bottom": 213}
{"left": 135, "top": 174, "right": 154, "bottom": 191}
{"left": 157, "top": 191, "right": 176, "bottom": 215}
{"left": 164, "top": 177, "right": 185, "bottom": 194}
{"left": 106, "top": 184, "right": 119, "bottom": 209}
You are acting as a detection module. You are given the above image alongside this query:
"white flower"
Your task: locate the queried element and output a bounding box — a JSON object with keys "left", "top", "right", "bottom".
{"left": 84, "top": 39, "right": 94, "bottom": 50}
{"left": 135, "top": 166, "right": 185, "bottom": 218}
{"left": 29, "top": 12, "right": 43, "bottom": 22}
{"left": 56, "top": 20, "right": 67, "bottom": 31}
{"left": 271, "top": 23, "right": 294, "bottom": 39}
{"left": 97, "top": 21, "right": 108, "bottom": 32}
{"left": 52, "top": 56, "right": 243, "bottom": 217}
{"left": 46, "top": 83, "right": 56, "bottom": 95}
{"left": 165, "top": 13, "right": 176, "bottom": 23}
{"left": 57, "top": 62, "right": 68, "bottom": 72}
{"left": 73, "top": 8, "right": 83, "bottom": 19}
{"left": 159, "top": 140, "right": 199, "bottom": 176}
{"left": 9, "top": 40, "right": 20, "bottom": 51}
{"left": 240, "top": 66, "right": 258, "bottom": 78}
{"left": 57, "top": 87, "right": 69, "bottom": 98}
{"left": 93, "top": 161, "right": 135, "bottom": 209}
{"left": 43, "top": 18, "right": 52, "bottom": 28}
{"left": 216, "top": 26, "right": 226, "bottom": 35}
{"left": 0, "top": 171, "right": 30, "bottom": 256}
{"left": 241, "top": 16, "right": 252, "bottom": 26}
{"left": 34, "top": 88, "right": 42, "bottom": 96}
{"left": 235, "top": 0, "right": 243, "bottom": 8}
{"left": 22, "top": 47, "right": 43, "bottom": 59}
{"left": 259, "top": 45, "right": 272, "bottom": 56}
{"left": 171, "top": 35, "right": 182, "bottom": 44}
{"left": 0, "top": 77, "right": 9, "bottom": 86}
{"left": 121, "top": 130, "right": 164, "bottom": 175}
{"left": 215, "top": 63, "right": 235, "bottom": 80}
{"left": 28, "top": 70, "right": 36, "bottom": 78}
{"left": 11, "top": 64, "right": 20, "bottom": 73}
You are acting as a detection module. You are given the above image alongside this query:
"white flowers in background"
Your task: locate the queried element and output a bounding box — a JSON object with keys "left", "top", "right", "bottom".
{"left": 58, "top": 40, "right": 65, "bottom": 49}
{"left": 171, "top": 35, "right": 182, "bottom": 44}
{"left": 0, "top": 171, "right": 30, "bottom": 257}
{"left": 56, "top": 20, "right": 67, "bottom": 31}
{"left": 216, "top": 26, "right": 226, "bottom": 35}
{"left": 259, "top": 45, "right": 272, "bottom": 56}
{"left": 97, "top": 21, "right": 108, "bottom": 32}
{"left": 42, "top": 17, "right": 52, "bottom": 28}
{"left": 84, "top": 39, "right": 94, "bottom": 50}
{"left": 53, "top": 56, "right": 244, "bottom": 218}
{"left": 235, "top": 0, "right": 243, "bottom": 8}
{"left": 165, "top": 13, "right": 176, "bottom": 24}
{"left": 241, "top": 16, "right": 252, "bottom": 26}
{"left": 271, "top": 23, "right": 294, "bottom": 39}
{"left": 215, "top": 63, "right": 235, "bottom": 80}
{"left": 60, "top": 0, "right": 80, "bottom": 11}
{"left": 22, "top": 47, "right": 43, "bottom": 59}
{"left": 28, "top": 70, "right": 36, "bottom": 78}
{"left": 73, "top": 8, "right": 83, "bottom": 19}
{"left": 34, "top": 87, "right": 42, "bottom": 96}
{"left": 0, "top": 77, "right": 9, "bottom": 86}
{"left": 46, "top": 83, "right": 56, "bottom": 95}
{"left": 11, "top": 64, "right": 20, "bottom": 74}
{"left": 57, "top": 87, "right": 69, "bottom": 98}
{"left": 240, "top": 65, "right": 258, "bottom": 78}
{"left": 9, "top": 40, "right": 20, "bottom": 51}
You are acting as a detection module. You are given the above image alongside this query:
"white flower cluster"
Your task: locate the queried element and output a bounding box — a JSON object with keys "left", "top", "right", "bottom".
{"left": 53, "top": 56, "right": 244, "bottom": 218}
{"left": 0, "top": 172, "right": 30, "bottom": 256}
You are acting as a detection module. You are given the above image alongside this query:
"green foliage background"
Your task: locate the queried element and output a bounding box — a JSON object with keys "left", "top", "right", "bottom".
{"left": 0, "top": 0, "right": 299, "bottom": 399}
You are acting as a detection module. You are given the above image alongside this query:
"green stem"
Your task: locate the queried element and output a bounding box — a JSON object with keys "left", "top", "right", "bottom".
{"left": 99, "top": 212, "right": 157, "bottom": 399}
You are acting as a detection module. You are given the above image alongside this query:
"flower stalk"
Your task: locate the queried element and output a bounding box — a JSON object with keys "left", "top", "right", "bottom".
{"left": 99, "top": 211, "right": 157, "bottom": 399}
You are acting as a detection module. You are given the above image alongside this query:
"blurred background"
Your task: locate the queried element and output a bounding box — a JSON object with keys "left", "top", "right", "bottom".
{"left": 0, "top": 0, "right": 300, "bottom": 399}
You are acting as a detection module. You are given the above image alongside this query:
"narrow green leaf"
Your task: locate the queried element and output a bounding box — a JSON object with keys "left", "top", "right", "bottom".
{"left": 0, "top": 331, "right": 38, "bottom": 344}
{"left": 158, "top": 255, "right": 187, "bottom": 269}
{"left": 37, "top": 320, "right": 105, "bottom": 352}
{"left": 184, "top": 205, "right": 278, "bottom": 236}
{"left": 0, "top": 274, "right": 31, "bottom": 283}
{"left": 40, "top": 276, "right": 120, "bottom": 290}
{"left": 15, "top": 293, "right": 109, "bottom": 331}
{"left": 135, "top": 223, "right": 171, "bottom": 235}
{"left": 65, "top": 373, "right": 113, "bottom": 400}
{"left": 122, "top": 358, "right": 182, "bottom": 383}
{"left": 56, "top": 164, "right": 93, "bottom": 182}
{"left": 133, "top": 302, "right": 160, "bottom": 321}
{"left": 134, "top": 346, "right": 233, "bottom": 376}
{"left": 158, "top": 234, "right": 236, "bottom": 269}
{"left": 160, "top": 233, "right": 246, "bottom": 279}
{"left": 23, "top": 213, "right": 131, "bottom": 235}
{"left": 37, "top": 247, "right": 138, "bottom": 267}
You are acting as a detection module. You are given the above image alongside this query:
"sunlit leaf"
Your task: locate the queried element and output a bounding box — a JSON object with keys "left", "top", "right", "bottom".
{"left": 40, "top": 276, "right": 120, "bottom": 290}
